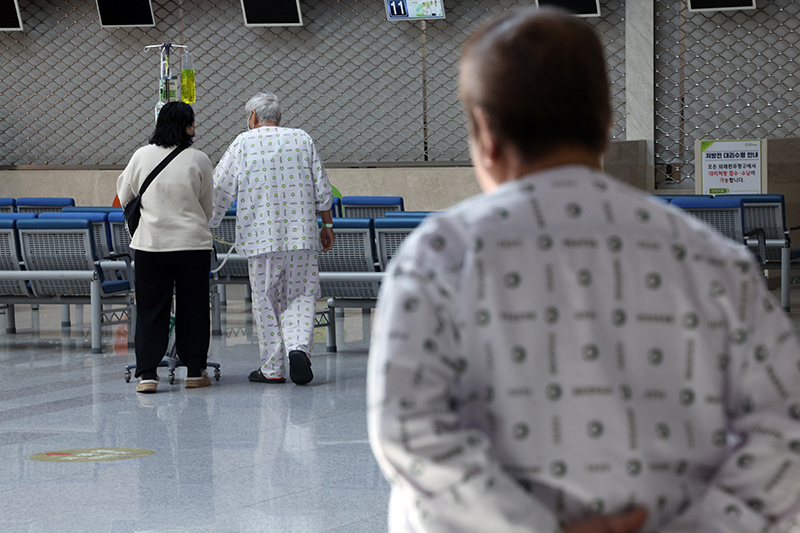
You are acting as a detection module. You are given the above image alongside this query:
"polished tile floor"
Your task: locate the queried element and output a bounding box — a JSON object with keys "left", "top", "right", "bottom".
{"left": 0, "top": 287, "right": 389, "bottom": 533}
{"left": 3, "top": 284, "right": 800, "bottom": 533}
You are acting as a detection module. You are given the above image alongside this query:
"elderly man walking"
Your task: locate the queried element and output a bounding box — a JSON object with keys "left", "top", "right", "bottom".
{"left": 210, "top": 92, "right": 334, "bottom": 385}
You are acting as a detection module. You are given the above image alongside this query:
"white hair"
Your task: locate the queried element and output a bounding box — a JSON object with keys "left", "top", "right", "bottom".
{"left": 246, "top": 92, "right": 282, "bottom": 125}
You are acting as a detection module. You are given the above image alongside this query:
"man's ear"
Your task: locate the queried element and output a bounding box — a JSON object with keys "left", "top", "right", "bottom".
{"left": 472, "top": 107, "right": 501, "bottom": 169}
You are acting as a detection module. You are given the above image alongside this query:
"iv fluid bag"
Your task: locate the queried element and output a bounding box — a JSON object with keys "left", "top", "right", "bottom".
{"left": 181, "top": 51, "right": 195, "bottom": 104}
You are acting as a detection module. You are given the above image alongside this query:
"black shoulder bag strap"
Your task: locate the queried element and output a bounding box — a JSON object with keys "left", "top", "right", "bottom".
{"left": 139, "top": 145, "right": 187, "bottom": 197}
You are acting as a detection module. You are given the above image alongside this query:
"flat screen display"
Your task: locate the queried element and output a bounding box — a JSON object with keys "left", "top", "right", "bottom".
{"left": 386, "top": 0, "right": 445, "bottom": 21}
{"left": 241, "top": 0, "right": 303, "bottom": 27}
{"left": 0, "top": 0, "right": 23, "bottom": 31}
{"left": 96, "top": 0, "right": 155, "bottom": 27}
{"left": 687, "top": 0, "right": 756, "bottom": 12}
{"left": 535, "top": 0, "right": 601, "bottom": 17}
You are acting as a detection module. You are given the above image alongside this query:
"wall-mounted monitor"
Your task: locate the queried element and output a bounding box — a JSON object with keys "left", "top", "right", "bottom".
{"left": 241, "top": 0, "right": 303, "bottom": 27}
{"left": 386, "top": 0, "right": 445, "bottom": 21}
{"left": 0, "top": 0, "right": 23, "bottom": 31}
{"left": 687, "top": 0, "right": 756, "bottom": 12}
{"left": 96, "top": 0, "right": 155, "bottom": 28}
{"left": 535, "top": 0, "right": 601, "bottom": 18}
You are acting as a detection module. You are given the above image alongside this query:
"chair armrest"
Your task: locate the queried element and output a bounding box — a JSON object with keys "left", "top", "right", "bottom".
{"left": 97, "top": 255, "right": 135, "bottom": 291}
{"left": 745, "top": 228, "right": 767, "bottom": 268}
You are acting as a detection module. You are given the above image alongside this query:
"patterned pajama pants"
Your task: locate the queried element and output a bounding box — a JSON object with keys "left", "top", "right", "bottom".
{"left": 248, "top": 251, "right": 319, "bottom": 379}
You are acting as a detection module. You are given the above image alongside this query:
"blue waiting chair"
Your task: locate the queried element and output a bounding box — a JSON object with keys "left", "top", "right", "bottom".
{"left": 374, "top": 216, "right": 428, "bottom": 271}
{"left": 62, "top": 206, "right": 123, "bottom": 214}
{"left": 671, "top": 196, "right": 746, "bottom": 244}
{"left": 38, "top": 212, "right": 112, "bottom": 260}
{"left": 107, "top": 212, "right": 131, "bottom": 257}
{"left": 317, "top": 218, "right": 381, "bottom": 352}
{"left": 11, "top": 218, "right": 134, "bottom": 353}
{"left": 340, "top": 196, "right": 404, "bottom": 218}
{"left": 0, "top": 198, "right": 15, "bottom": 213}
{"left": 16, "top": 197, "right": 75, "bottom": 214}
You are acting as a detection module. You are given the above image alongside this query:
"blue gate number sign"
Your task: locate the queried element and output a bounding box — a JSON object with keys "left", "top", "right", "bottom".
{"left": 388, "top": 0, "right": 408, "bottom": 18}
{"left": 386, "top": 0, "right": 445, "bottom": 20}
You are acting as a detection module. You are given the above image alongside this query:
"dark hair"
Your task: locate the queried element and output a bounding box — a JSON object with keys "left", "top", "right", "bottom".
{"left": 460, "top": 8, "right": 611, "bottom": 160}
{"left": 150, "top": 102, "right": 195, "bottom": 148}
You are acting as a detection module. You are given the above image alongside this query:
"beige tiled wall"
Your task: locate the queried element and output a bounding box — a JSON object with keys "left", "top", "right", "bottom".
{"left": 328, "top": 167, "right": 482, "bottom": 211}
{"left": 0, "top": 167, "right": 483, "bottom": 211}
{"left": 9, "top": 139, "right": 790, "bottom": 211}
{"left": 0, "top": 170, "right": 122, "bottom": 206}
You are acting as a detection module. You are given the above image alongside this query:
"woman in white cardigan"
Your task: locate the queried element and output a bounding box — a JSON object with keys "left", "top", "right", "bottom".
{"left": 117, "top": 102, "right": 214, "bottom": 393}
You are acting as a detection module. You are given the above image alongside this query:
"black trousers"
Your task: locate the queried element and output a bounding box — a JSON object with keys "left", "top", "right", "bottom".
{"left": 134, "top": 249, "right": 211, "bottom": 379}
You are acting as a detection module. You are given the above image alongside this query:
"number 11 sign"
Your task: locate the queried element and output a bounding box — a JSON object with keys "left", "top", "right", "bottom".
{"left": 386, "top": 0, "right": 445, "bottom": 21}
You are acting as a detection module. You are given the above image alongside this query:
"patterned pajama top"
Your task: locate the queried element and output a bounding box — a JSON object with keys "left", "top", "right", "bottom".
{"left": 209, "top": 126, "right": 333, "bottom": 255}
{"left": 367, "top": 165, "right": 800, "bottom": 533}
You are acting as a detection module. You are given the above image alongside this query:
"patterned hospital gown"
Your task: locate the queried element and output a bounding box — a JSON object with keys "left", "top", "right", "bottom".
{"left": 208, "top": 126, "right": 333, "bottom": 254}
{"left": 367, "top": 165, "right": 800, "bottom": 533}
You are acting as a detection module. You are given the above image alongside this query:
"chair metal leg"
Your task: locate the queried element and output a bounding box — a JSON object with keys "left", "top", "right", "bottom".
{"left": 32, "top": 305, "right": 40, "bottom": 337}
{"left": 129, "top": 296, "right": 136, "bottom": 347}
{"left": 326, "top": 298, "right": 337, "bottom": 352}
{"left": 61, "top": 304, "right": 71, "bottom": 328}
{"left": 6, "top": 303, "right": 15, "bottom": 334}
{"left": 782, "top": 247, "right": 791, "bottom": 312}
{"left": 219, "top": 284, "right": 227, "bottom": 306}
{"left": 91, "top": 277, "right": 102, "bottom": 354}
{"left": 362, "top": 308, "right": 371, "bottom": 343}
{"left": 211, "top": 283, "right": 222, "bottom": 336}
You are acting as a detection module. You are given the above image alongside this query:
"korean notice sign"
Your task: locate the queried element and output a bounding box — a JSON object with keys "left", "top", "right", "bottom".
{"left": 697, "top": 139, "right": 764, "bottom": 195}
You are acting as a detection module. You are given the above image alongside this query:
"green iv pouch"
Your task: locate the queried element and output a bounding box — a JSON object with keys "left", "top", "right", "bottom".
{"left": 181, "top": 51, "right": 196, "bottom": 104}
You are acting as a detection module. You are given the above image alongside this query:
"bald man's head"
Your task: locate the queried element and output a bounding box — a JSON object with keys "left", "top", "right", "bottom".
{"left": 460, "top": 8, "right": 611, "bottom": 161}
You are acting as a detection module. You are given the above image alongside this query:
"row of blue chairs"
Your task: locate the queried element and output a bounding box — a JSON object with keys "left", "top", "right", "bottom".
{"left": 0, "top": 210, "right": 130, "bottom": 261}
{"left": 0, "top": 214, "right": 135, "bottom": 353}
{"left": 332, "top": 196, "right": 404, "bottom": 218}
{"left": 231, "top": 195, "right": 405, "bottom": 218}
{"left": 0, "top": 194, "right": 408, "bottom": 219}
{"left": 0, "top": 197, "right": 77, "bottom": 213}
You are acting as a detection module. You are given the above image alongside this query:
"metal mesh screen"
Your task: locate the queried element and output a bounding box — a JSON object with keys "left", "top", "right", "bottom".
{"left": 655, "top": 0, "right": 800, "bottom": 187}
{"left": 0, "top": 0, "right": 626, "bottom": 166}
{"left": 378, "top": 229, "right": 413, "bottom": 268}
{"left": 683, "top": 209, "right": 740, "bottom": 241}
{"left": 16, "top": 207, "right": 68, "bottom": 214}
{"left": 209, "top": 216, "right": 250, "bottom": 277}
{"left": 0, "top": 232, "right": 27, "bottom": 296}
{"left": 342, "top": 205, "right": 402, "bottom": 218}
{"left": 319, "top": 227, "right": 379, "bottom": 298}
{"left": 91, "top": 223, "right": 107, "bottom": 259}
{"left": 21, "top": 230, "right": 94, "bottom": 296}
{"left": 24, "top": 232, "right": 93, "bottom": 270}
{"left": 110, "top": 221, "right": 132, "bottom": 256}
{"left": 745, "top": 205, "right": 783, "bottom": 241}
{"left": 210, "top": 216, "right": 237, "bottom": 253}
{"left": 318, "top": 230, "right": 373, "bottom": 272}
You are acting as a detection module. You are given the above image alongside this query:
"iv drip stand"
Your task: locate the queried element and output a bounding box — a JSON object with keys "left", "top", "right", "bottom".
{"left": 144, "top": 43, "right": 189, "bottom": 122}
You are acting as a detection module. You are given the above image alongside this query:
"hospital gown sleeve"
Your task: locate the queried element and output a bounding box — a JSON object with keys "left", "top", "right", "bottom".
{"left": 660, "top": 264, "right": 800, "bottom": 533}
{"left": 208, "top": 136, "right": 241, "bottom": 228}
{"left": 308, "top": 137, "right": 333, "bottom": 212}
